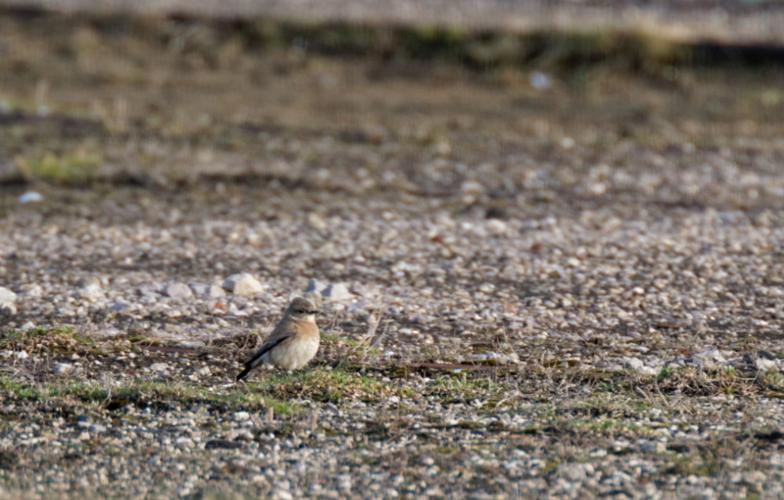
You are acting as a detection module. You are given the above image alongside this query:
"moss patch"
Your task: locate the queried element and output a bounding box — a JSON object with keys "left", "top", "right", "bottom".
{"left": 15, "top": 149, "right": 102, "bottom": 186}
{"left": 0, "top": 377, "right": 297, "bottom": 415}
{"left": 245, "top": 366, "right": 392, "bottom": 403}
{"left": 0, "top": 326, "right": 97, "bottom": 355}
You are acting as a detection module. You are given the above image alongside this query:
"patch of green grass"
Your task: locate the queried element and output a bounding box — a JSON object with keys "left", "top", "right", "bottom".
{"left": 0, "top": 326, "right": 96, "bottom": 355}
{"left": 320, "top": 333, "right": 381, "bottom": 361}
{"left": 246, "top": 366, "right": 390, "bottom": 404}
{"left": 761, "top": 370, "right": 784, "bottom": 394}
{"left": 0, "top": 377, "right": 297, "bottom": 415}
{"left": 570, "top": 417, "right": 655, "bottom": 437}
{"left": 554, "top": 365, "right": 766, "bottom": 398}
{"left": 425, "top": 373, "right": 507, "bottom": 407}
{"left": 542, "top": 459, "right": 561, "bottom": 475}
{"left": 652, "top": 366, "right": 755, "bottom": 397}
{"left": 665, "top": 454, "right": 722, "bottom": 477}
{"left": 111, "top": 380, "right": 298, "bottom": 415}
{"left": 15, "top": 149, "right": 102, "bottom": 185}
{"left": 53, "top": 382, "right": 110, "bottom": 401}
{"left": 656, "top": 366, "right": 674, "bottom": 383}
{"left": 0, "top": 377, "right": 108, "bottom": 402}
{"left": 565, "top": 393, "right": 653, "bottom": 419}
{"left": 0, "top": 377, "right": 43, "bottom": 400}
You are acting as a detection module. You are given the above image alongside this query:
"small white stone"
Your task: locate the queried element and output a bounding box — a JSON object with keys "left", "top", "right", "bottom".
{"left": 530, "top": 71, "right": 551, "bottom": 90}
{"left": 693, "top": 348, "right": 727, "bottom": 369}
{"left": 18, "top": 191, "right": 44, "bottom": 203}
{"left": 165, "top": 282, "right": 193, "bottom": 300}
{"left": 149, "top": 362, "right": 169, "bottom": 373}
{"left": 20, "top": 284, "right": 43, "bottom": 298}
{"left": 560, "top": 137, "right": 576, "bottom": 149}
{"left": 623, "top": 357, "right": 645, "bottom": 371}
{"left": 223, "top": 273, "right": 264, "bottom": 296}
{"left": 53, "top": 362, "right": 74, "bottom": 375}
{"left": 207, "top": 284, "right": 226, "bottom": 299}
{"left": 469, "top": 351, "right": 519, "bottom": 365}
{"left": 233, "top": 411, "right": 251, "bottom": 422}
{"left": 272, "top": 488, "right": 293, "bottom": 500}
{"left": 755, "top": 357, "right": 777, "bottom": 372}
{"left": 80, "top": 282, "right": 104, "bottom": 301}
{"left": 307, "top": 213, "right": 327, "bottom": 231}
{"left": 0, "top": 286, "right": 17, "bottom": 314}
{"left": 337, "top": 474, "right": 352, "bottom": 492}
{"left": 175, "top": 437, "right": 194, "bottom": 449}
{"left": 460, "top": 180, "right": 484, "bottom": 196}
{"left": 321, "top": 283, "right": 352, "bottom": 301}
{"left": 486, "top": 219, "right": 507, "bottom": 234}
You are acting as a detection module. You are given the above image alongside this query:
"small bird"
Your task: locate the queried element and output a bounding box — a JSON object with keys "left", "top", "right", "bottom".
{"left": 236, "top": 296, "right": 320, "bottom": 381}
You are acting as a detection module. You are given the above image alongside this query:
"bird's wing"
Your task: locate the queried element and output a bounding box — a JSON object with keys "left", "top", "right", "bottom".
{"left": 243, "top": 320, "right": 295, "bottom": 368}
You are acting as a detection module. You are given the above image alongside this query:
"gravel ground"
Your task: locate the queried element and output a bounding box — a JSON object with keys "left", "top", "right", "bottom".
{"left": 1, "top": 10, "right": 784, "bottom": 499}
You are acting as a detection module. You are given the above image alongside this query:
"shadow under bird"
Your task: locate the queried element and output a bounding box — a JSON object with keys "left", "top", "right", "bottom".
{"left": 236, "top": 297, "right": 320, "bottom": 381}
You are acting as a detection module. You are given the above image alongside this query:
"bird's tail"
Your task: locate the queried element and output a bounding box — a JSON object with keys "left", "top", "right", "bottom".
{"left": 236, "top": 365, "right": 252, "bottom": 382}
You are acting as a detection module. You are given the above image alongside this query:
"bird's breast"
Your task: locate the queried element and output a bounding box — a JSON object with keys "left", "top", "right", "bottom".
{"left": 268, "top": 323, "right": 320, "bottom": 370}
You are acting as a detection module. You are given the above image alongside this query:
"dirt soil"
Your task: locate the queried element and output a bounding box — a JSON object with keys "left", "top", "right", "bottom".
{"left": 1, "top": 10, "right": 784, "bottom": 499}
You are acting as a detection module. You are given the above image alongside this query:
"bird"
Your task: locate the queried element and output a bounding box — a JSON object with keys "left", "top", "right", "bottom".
{"left": 236, "top": 296, "right": 320, "bottom": 381}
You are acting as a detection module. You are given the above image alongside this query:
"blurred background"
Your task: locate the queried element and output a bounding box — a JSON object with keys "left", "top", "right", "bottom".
{"left": 1, "top": 0, "right": 783, "bottom": 194}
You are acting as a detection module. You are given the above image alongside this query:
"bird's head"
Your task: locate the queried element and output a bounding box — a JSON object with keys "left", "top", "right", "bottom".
{"left": 286, "top": 296, "right": 319, "bottom": 322}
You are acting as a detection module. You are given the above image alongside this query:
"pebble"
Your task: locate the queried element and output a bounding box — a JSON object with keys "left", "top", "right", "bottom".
{"left": 53, "top": 362, "right": 74, "bottom": 375}
{"left": 223, "top": 273, "right": 264, "bottom": 296}
{"left": 639, "top": 440, "right": 666, "bottom": 454}
{"left": 79, "top": 281, "right": 104, "bottom": 301}
{"left": 337, "top": 474, "right": 352, "bottom": 492}
{"left": 191, "top": 283, "right": 226, "bottom": 299}
{"left": 149, "top": 362, "right": 169, "bottom": 373}
{"left": 304, "top": 279, "right": 324, "bottom": 295}
{"left": 175, "top": 437, "right": 194, "bottom": 449}
{"left": 753, "top": 352, "right": 779, "bottom": 371}
{"left": 321, "top": 283, "right": 352, "bottom": 301}
{"left": 622, "top": 357, "right": 658, "bottom": 375}
{"left": 205, "top": 439, "right": 243, "bottom": 450}
{"left": 207, "top": 284, "right": 226, "bottom": 299}
{"left": 486, "top": 219, "right": 508, "bottom": 234}
{"left": 233, "top": 411, "right": 251, "bottom": 422}
{"left": 692, "top": 348, "right": 727, "bottom": 369}
{"left": 0, "top": 286, "right": 17, "bottom": 314}
{"left": 468, "top": 351, "right": 520, "bottom": 364}
{"left": 109, "top": 301, "right": 131, "bottom": 313}
{"left": 18, "top": 191, "right": 44, "bottom": 203}
{"left": 165, "top": 282, "right": 193, "bottom": 300}
{"left": 530, "top": 71, "right": 551, "bottom": 90}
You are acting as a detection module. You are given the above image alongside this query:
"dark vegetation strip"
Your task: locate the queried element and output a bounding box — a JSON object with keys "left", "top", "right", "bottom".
{"left": 3, "top": 5, "right": 784, "bottom": 72}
